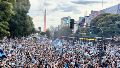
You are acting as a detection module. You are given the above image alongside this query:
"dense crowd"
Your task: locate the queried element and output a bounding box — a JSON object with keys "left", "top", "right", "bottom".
{"left": 0, "top": 36, "right": 119, "bottom": 68}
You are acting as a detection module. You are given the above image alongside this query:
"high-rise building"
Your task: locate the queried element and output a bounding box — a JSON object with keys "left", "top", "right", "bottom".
{"left": 84, "top": 16, "right": 90, "bottom": 27}
{"left": 79, "top": 17, "right": 84, "bottom": 22}
{"left": 73, "top": 21, "right": 79, "bottom": 33}
{"left": 89, "top": 11, "right": 101, "bottom": 20}
{"left": 61, "top": 16, "right": 71, "bottom": 27}
{"left": 86, "top": 11, "right": 101, "bottom": 26}
{"left": 78, "top": 4, "right": 120, "bottom": 28}
{"left": 100, "top": 4, "right": 120, "bottom": 14}
{"left": 78, "top": 17, "right": 85, "bottom": 27}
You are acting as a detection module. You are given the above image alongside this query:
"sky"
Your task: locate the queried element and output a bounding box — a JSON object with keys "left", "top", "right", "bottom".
{"left": 28, "top": 0, "right": 120, "bottom": 31}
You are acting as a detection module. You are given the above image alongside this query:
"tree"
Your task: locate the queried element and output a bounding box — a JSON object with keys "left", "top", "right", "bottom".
{"left": 53, "top": 26, "right": 72, "bottom": 38}
{"left": 0, "top": 0, "right": 14, "bottom": 39}
{"left": 59, "top": 26, "right": 72, "bottom": 37}
{"left": 90, "top": 13, "right": 120, "bottom": 37}
{"left": 40, "top": 32, "right": 46, "bottom": 36}
{"left": 49, "top": 26, "right": 56, "bottom": 38}
{"left": 90, "top": 13, "right": 111, "bottom": 27}
{"left": 9, "top": 0, "right": 35, "bottom": 38}
{"left": 46, "top": 29, "right": 51, "bottom": 39}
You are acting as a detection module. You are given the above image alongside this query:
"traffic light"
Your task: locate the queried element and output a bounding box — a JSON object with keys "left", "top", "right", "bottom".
{"left": 38, "top": 27, "right": 41, "bottom": 32}
{"left": 104, "top": 46, "right": 106, "bottom": 51}
{"left": 70, "top": 19, "right": 74, "bottom": 29}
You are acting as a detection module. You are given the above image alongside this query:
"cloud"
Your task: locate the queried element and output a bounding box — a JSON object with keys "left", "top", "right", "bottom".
{"left": 44, "top": 2, "right": 51, "bottom": 6}
{"left": 71, "top": 0, "right": 107, "bottom": 5}
{"left": 28, "top": 0, "right": 119, "bottom": 31}
{"left": 52, "top": 4, "right": 79, "bottom": 13}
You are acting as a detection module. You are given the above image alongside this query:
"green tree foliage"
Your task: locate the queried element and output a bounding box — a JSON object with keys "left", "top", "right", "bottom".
{"left": 46, "top": 29, "right": 51, "bottom": 38}
{"left": 39, "top": 29, "right": 51, "bottom": 38}
{"left": 90, "top": 13, "right": 120, "bottom": 37}
{"left": 59, "top": 26, "right": 72, "bottom": 37}
{"left": 40, "top": 32, "right": 46, "bottom": 36}
{"left": 14, "top": 0, "right": 30, "bottom": 12}
{"left": 78, "top": 27, "right": 89, "bottom": 37}
{"left": 53, "top": 26, "right": 72, "bottom": 38}
{"left": 90, "top": 13, "right": 110, "bottom": 26}
{"left": 9, "top": 0, "right": 35, "bottom": 38}
{"left": 0, "top": 0, "right": 14, "bottom": 39}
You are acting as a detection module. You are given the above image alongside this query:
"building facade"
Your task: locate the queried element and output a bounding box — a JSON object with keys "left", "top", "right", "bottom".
{"left": 81, "top": 4, "right": 120, "bottom": 27}
{"left": 61, "top": 16, "right": 71, "bottom": 27}
{"left": 100, "top": 4, "right": 120, "bottom": 14}
{"left": 87, "top": 11, "right": 101, "bottom": 26}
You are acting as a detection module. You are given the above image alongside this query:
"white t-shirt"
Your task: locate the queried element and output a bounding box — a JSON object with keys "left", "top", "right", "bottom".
{"left": 117, "top": 60, "right": 120, "bottom": 68}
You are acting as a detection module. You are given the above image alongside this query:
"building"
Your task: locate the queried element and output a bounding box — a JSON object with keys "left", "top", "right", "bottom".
{"left": 79, "top": 17, "right": 85, "bottom": 27}
{"left": 61, "top": 16, "right": 71, "bottom": 27}
{"left": 79, "top": 17, "right": 84, "bottom": 22}
{"left": 100, "top": 4, "right": 120, "bottom": 14}
{"left": 84, "top": 16, "right": 90, "bottom": 27}
{"left": 85, "top": 4, "right": 120, "bottom": 27}
{"left": 77, "top": 4, "right": 120, "bottom": 28}
{"left": 87, "top": 11, "right": 101, "bottom": 26}
{"left": 78, "top": 11, "right": 101, "bottom": 27}
{"left": 89, "top": 11, "right": 101, "bottom": 20}
{"left": 73, "top": 21, "right": 79, "bottom": 33}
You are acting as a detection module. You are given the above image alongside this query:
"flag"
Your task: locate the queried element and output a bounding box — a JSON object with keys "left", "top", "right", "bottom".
{"left": 0, "top": 49, "right": 6, "bottom": 59}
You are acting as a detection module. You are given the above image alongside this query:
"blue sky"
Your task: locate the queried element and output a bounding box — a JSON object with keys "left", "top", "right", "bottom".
{"left": 28, "top": 0, "right": 120, "bottom": 30}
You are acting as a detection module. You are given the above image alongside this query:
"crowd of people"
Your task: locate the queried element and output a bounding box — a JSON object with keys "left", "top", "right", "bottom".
{"left": 0, "top": 36, "right": 119, "bottom": 68}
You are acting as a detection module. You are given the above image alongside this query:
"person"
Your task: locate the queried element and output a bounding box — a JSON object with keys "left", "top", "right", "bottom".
{"left": 44, "top": 61, "right": 49, "bottom": 68}
{"left": 64, "top": 62, "right": 68, "bottom": 68}
{"left": 111, "top": 60, "right": 116, "bottom": 68}
{"left": 0, "top": 60, "right": 3, "bottom": 68}
{"left": 74, "top": 61, "right": 81, "bottom": 68}
{"left": 117, "top": 58, "right": 120, "bottom": 68}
